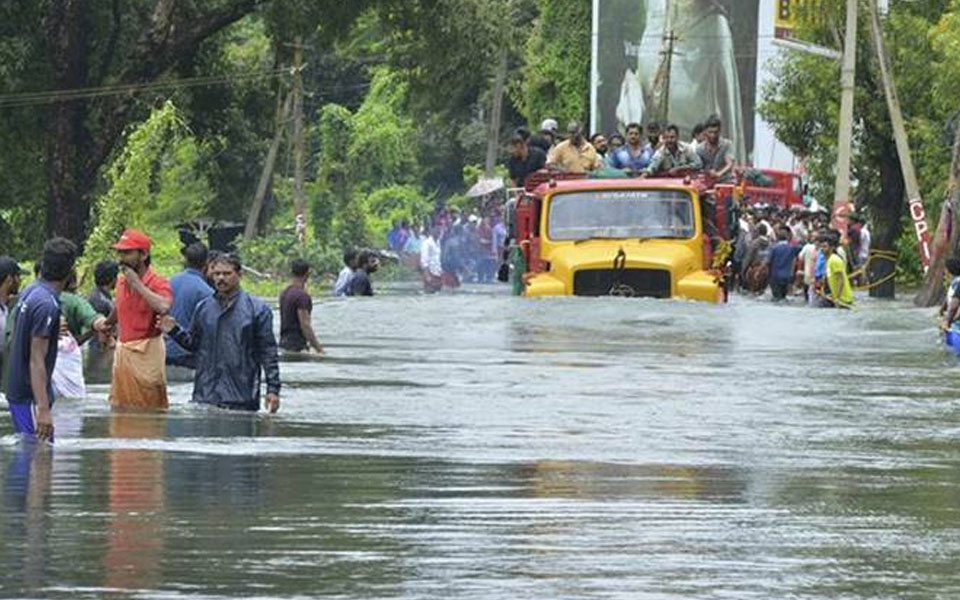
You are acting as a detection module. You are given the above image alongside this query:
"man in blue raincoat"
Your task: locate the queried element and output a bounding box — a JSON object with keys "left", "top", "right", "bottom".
{"left": 159, "top": 253, "right": 280, "bottom": 413}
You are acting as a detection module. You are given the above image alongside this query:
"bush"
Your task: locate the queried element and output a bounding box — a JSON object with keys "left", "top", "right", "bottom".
{"left": 233, "top": 232, "right": 344, "bottom": 279}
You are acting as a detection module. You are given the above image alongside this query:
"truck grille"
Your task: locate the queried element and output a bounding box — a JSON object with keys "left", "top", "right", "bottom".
{"left": 573, "top": 269, "right": 671, "bottom": 298}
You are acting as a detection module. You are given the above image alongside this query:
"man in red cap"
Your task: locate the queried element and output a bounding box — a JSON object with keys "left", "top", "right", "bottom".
{"left": 104, "top": 229, "right": 172, "bottom": 410}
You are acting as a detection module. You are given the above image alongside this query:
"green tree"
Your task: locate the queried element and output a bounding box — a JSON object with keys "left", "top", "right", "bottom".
{"left": 760, "top": 1, "right": 955, "bottom": 296}
{"left": 516, "top": 0, "right": 592, "bottom": 127}
{"left": 82, "top": 101, "right": 191, "bottom": 272}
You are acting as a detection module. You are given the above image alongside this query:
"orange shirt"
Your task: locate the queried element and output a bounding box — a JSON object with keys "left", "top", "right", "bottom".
{"left": 114, "top": 269, "right": 172, "bottom": 342}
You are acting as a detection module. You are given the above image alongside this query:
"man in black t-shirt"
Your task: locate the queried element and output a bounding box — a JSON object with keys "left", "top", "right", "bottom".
{"left": 506, "top": 134, "right": 546, "bottom": 188}
{"left": 278, "top": 259, "right": 324, "bottom": 353}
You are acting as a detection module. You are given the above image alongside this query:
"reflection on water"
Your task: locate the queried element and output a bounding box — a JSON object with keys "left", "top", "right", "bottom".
{"left": 1, "top": 291, "right": 960, "bottom": 598}
{"left": 2, "top": 440, "right": 52, "bottom": 592}
{"left": 104, "top": 413, "right": 166, "bottom": 591}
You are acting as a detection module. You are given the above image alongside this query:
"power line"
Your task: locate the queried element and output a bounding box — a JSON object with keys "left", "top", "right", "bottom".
{"left": 0, "top": 68, "right": 290, "bottom": 109}
{"left": 0, "top": 71, "right": 372, "bottom": 110}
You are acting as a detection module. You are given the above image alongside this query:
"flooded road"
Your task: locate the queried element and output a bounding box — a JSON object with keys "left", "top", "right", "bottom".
{"left": 2, "top": 288, "right": 959, "bottom": 599}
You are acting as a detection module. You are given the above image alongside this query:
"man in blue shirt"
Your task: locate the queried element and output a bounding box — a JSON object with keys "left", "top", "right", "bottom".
{"left": 767, "top": 226, "right": 801, "bottom": 301}
{"left": 5, "top": 238, "right": 78, "bottom": 441}
{"left": 165, "top": 242, "right": 213, "bottom": 368}
{"left": 606, "top": 122, "right": 653, "bottom": 174}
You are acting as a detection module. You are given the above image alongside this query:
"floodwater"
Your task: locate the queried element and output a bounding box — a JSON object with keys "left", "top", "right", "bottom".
{"left": 1, "top": 286, "right": 958, "bottom": 599}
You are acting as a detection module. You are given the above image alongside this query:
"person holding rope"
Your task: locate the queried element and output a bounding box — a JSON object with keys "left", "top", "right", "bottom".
{"left": 822, "top": 235, "right": 854, "bottom": 309}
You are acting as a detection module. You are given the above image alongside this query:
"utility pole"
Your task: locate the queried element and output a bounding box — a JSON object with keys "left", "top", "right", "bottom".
{"left": 244, "top": 92, "right": 293, "bottom": 240}
{"left": 659, "top": 30, "right": 677, "bottom": 125}
{"left": 866, "top": 1, "right": 929, "bottom": 274}
{"left": 651, "top": 1, "right": 678, "bottom": 125}
{"left": 833, "top": 0, "right": 858, "bottom": 228}
{"left": 484, "top": 45, "right": 508, "bottom": 177}
{"left": 292, "top": 36, "right": 306, "bottom": 244}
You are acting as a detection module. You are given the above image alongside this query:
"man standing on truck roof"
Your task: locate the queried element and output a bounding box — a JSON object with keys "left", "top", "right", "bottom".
{"left": 546, "top": 121, "right": 603, "bottom": 174}
{"left": 642, "top": 124, "right": 702, "bottom": 177}
{"left": 506, "top": 134, "right": 546, "bottom": 188}
{"left": 607, "top": 122, "right": 653, "bottom": 174}
{"left": 696, "top": 114, "right": 735, "bottom": 183}
{"left": 529, "top": 119, "right": 557, "bottom": 155}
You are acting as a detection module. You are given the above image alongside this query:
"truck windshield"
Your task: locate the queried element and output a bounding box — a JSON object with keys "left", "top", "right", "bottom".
{"left": 547, "top": 190, "right": 695, "bottom": 241}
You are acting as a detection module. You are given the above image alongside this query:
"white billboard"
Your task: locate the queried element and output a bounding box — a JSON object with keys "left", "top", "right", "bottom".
{"left": 591, "top": 0, "right": 795, "bottom": 170}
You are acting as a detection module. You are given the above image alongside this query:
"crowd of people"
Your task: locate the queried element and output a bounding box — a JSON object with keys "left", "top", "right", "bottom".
{"left": 733, "top": 206, "right": 869, "bottom": 308}
{"left": 507, "top": 114, "right": 735, "bottom": 187}
{"left": 0, "top": 230, "right": 347, "bottom": 442}
{"left": 381, "top": 210, "right": 508, "bottom": 293}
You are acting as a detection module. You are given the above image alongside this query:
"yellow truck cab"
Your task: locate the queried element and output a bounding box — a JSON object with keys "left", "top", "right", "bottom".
{"left": 511, "top": 174, "right": 732, "bottom": 302}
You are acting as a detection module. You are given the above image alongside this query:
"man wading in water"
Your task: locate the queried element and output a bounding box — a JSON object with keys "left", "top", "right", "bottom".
{"left": 159, "top": 254, "right": 280, "bottom": 413}
{"left": 279, "top": 258, "right": 324, "bottom": 354}
{"left": 104, "top": 229, "right": 172, "bottom": 410}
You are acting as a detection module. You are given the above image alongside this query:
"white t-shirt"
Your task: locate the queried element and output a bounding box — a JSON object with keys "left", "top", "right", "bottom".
{"left": 332, "top": 267, "right": 353, "bottom": 296}
{"left": 859, "top": 226, "right": 871, "bottom": 262}
{"left": 420, "top": 237, "right": 442, "bottom": 276}
{"left": 798, "top": 243, "right": 818, "bottom": 285}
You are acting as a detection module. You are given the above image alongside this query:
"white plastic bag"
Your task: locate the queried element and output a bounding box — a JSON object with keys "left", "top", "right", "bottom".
{"left": 53, "top": 334, "right": 86, "bottom": 399}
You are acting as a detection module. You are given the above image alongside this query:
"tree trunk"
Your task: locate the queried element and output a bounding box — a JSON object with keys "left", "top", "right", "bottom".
{"left": 915, "top": 118, "right": 960, "bottom": 307}
{"left": 45, "top": 0, "right": 93, "bottom": 245}
{"left": 868, "top": 139, "right": 906, "bottom": 299}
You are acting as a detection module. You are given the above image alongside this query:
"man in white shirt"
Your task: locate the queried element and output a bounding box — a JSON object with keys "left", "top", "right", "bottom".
{"left": 332, "top": 249, "right": 358, "bottom": 297}
{"left": 797, "top": 234, "right": 819, "bottom": 304}
{"left": 420, "top": 228, "right": 443, "bottom": 294}
{"left": 859, "top": 223, "right": 871, "bottom": 266}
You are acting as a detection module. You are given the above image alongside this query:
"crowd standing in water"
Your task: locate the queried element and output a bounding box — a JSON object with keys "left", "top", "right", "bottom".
{"left": 0, "top": 110, "right": 885, "bottom": 443}
{"left": 0, "top": 230, "right": 285, "bottom": 443}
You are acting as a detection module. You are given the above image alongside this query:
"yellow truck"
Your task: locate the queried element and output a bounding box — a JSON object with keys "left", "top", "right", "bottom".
{"left": 511, "top": 174, "right": 733, "bottom": 302}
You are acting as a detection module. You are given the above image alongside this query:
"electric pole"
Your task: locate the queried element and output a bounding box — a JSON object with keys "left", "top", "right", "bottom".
{"left": 833, "top": 0, "right": 858, "bottom": 225}
{"left": 244, "top": 92, "right": 293, "bottom": 240}
{"left": 292, "top": 36, "right": 306, "bottom": 244}
{"left": 867, "top": 0, "right": 929, "bottom": 273}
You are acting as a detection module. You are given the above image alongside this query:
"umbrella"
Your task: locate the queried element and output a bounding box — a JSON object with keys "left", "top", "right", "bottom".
{"left": 466, "top": 177, "right": 504, "bottom": 198}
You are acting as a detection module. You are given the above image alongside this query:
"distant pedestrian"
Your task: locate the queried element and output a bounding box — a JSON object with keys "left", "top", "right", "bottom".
{"left": 420, "top": 227, "right": 443, "bottom": 293}
{"left": 166, "top": 242, "right": 213, "bottom": 369}
{"left": 105, "top": 229, "right": 172, "bottom": 410}
{"left": 4, "top": 238, "right": 77, "bottom": 441}
{"left": 797, "top": 233, "right": 818, "bottom": 304}
{"left": 333, "top": 249, "right": 357, "bottom": 297}
{"left": 159, "top": 253, "right": 280, "bottom": 413}
{"left": 767, "top": 226, "right": 801, "bottom": 301}
{"left": 279, "top": 258, "right": 324, "bottom": 353}
{"left": 346, "top": 251, "right": 379, "bottom": 297}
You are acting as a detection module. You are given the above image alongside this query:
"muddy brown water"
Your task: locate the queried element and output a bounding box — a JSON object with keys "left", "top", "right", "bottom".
{"left": 1, "top": 285, "right": 957, "bottom": 599}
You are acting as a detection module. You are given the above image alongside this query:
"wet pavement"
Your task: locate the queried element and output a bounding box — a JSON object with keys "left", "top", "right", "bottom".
{"left": 1, "top": 286, "right": 958, "bottom": 599}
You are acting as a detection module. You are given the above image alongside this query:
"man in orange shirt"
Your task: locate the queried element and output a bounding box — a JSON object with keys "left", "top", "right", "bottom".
{"left": 105, "top": 229, "right": 172, "bottom": 410}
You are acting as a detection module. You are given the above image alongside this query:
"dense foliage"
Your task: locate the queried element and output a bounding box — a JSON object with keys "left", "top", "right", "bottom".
{"left": 0, "top": 0, "right": 593, "bottom": 278}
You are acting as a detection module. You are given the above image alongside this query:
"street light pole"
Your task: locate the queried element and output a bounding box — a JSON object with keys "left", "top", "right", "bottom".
{"left": 833, "top": 0, "right": 858, "bottom": 229}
